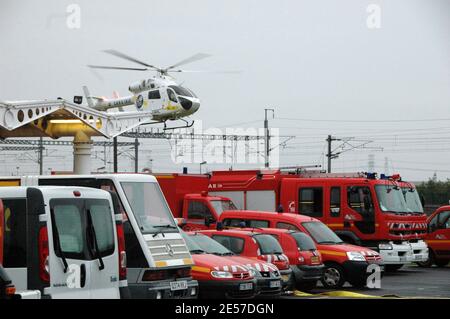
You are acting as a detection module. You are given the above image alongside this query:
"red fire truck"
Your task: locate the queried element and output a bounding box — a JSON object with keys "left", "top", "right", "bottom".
{"left": 207, "top": 170, "right": 429, "bottom": 271}
{"left": 156, "top": 173, "right": 237, "bottom": 231}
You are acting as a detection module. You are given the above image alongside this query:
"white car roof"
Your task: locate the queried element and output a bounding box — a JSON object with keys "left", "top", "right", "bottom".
{"left": 19, "top": 173, "right": 158, "bottom": 183}
{"left": 0, "top": 186, "right": 112, "bottom": 199}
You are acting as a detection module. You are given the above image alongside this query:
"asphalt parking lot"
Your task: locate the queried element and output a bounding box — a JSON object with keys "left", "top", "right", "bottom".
{"left": 286, "top": 264, "right": 450, "bottom": 299}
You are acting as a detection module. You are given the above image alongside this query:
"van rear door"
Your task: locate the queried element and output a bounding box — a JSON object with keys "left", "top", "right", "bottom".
{"left": 48, "top": 197, "right": 92, "bottom": 298}
{"left": 48, "top": 195, "right": 120, "bottom": 298}
{"left": 84, "top": 198, "right": 120, "bottom": 298}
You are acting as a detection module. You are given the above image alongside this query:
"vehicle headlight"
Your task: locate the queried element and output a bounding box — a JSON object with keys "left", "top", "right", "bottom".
{"left": 378, "top": 243, "right": 393, "bottom": 250}
{"left": 346, "top": 251, "right": 366, "bottom": 261}
{"left": 211, "top": 271, "right": 233, "bottom": 279}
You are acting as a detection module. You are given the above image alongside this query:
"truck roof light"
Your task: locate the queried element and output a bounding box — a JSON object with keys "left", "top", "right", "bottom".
{"left": 73, "top": 190, "right": 81, "bottom": 197}
{"left": 365, "top": 172, "right": 377, "bottom": 179}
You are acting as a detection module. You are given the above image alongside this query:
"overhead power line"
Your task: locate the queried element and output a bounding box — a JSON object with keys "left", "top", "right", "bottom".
{"left": 275, "top": 117, "right": 450, "bottom": 123}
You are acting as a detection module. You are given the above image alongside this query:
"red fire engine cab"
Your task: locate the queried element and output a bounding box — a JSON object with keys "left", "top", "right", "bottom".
{"left": 207, "top": 169, "right": 429, "bottom": 271}
{"left": 418, "top": 206, "right": 450, "bottom": 267}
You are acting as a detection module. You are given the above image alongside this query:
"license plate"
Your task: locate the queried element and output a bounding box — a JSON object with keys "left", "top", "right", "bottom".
{"left": 170, "top": 280, "right": 187, "bottom": 291}
{"left": 311, "top": 256, "right": 320, "bottom": 264}
{"left": 270, "top": 280, "right": 281, "bottom": 288}
{"left": 239, "top": 283, "right": 253, "bottom": 291}
{"left": 281, "top": 275, "right": 290, "bottom": 282}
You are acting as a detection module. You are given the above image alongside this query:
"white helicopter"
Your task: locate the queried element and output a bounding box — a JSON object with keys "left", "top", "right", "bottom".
{"left": 86, "top": 49, "right": 212, "bottom": 130}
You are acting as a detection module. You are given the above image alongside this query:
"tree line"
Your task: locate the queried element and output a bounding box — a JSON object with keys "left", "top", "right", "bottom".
{"left": 416, "top": 174, "right": 450, "bottom": 207}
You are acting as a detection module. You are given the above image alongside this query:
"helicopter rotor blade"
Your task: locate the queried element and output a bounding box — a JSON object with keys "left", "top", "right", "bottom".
{"left": 165, "top": 53, "right": 212, "bottom": 71}
{"left": 102, "top": 49, "right": 160, "bottom": 70}
{"left": 88, "top": 65, "right": 149, "bottom": 71}
{"left": 168, "top": 69, "right": 242, "bottom": 74}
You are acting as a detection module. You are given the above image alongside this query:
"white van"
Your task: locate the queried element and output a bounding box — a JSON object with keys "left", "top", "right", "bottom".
{"left": 1, "top": 174, "right": 198, "bottom": 299}
{"left": 0, "top": 186, "right": 129, "bottom": 299}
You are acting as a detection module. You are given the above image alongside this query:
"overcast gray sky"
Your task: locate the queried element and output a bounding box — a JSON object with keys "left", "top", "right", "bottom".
{"left": 0, "top": 0, "right": 449, "bottom": 181}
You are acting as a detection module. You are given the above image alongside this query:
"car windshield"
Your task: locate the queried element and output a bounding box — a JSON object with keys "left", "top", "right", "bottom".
{"left": 291, "top": 232, "right": 317, "bottom": 251}
{"left": 169, "top": 85, "right": 193, "bottom": 97}
{"left": 302, "top": 222, "right": 344, "bottom": 244}
{"left": 402, "top": 187, "right": 424, "bottom": 214}
{"left": 181, "top": 232, "right": 205, "bottom": 254}
{"left": 210, "top": 200, "right": 237, "bottom": 216}
{"left": 189, "top": 233, "right": 234, "bottom": 256}
{"left": 121, "top": 182, "right": 176, "bottom": 234}
{"left": 254, "top": 234, "right": 283, "bottom": 254}
{"left": 375, "top": 185, "right": 409, "bottom": 213}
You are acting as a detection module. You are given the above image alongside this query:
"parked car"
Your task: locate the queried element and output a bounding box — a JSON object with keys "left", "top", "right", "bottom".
{"left": 219, "top": 211, "right": 383, "bottom": 289}
{"left": 185, "top": 231, "right": 282, "bottom": 298}
{"left": 0, "top": 186, "right": 129, "bottom": 298}
{"left": 180, "top": 231, "right": 257, "bottom": 298}
{"left": 239, "top": 227, "right": 324, "bottom": 291}
{"left": 199, "top": 229, "right": 293, "bottom": 292}
{"left": 417, "top": 206, "right": 450, "bottom": 267}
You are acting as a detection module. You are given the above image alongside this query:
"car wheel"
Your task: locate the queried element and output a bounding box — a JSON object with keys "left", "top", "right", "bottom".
{"left": 434, "top": 259, "right": 450, "bottom": 267}
{"left": 321, "top": 264, "right": 345, "bottom": 289}
{"left": 385, "top": 264, "right": 403, "bottom": 272}
{"left": 416, "top": 251, "right": 434, "bottom": 267}
{"left": 295, "top": 280, "right": 317, "bottom": 292}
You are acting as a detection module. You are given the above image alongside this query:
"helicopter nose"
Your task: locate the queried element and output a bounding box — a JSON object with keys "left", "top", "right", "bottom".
{"left": 191, "top": 101, "right": 200, "bottom": 113}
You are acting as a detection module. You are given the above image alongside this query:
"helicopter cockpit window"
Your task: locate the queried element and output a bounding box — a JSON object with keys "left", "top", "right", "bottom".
{"left": 169, "top": 85, "right": 193, "bottom": 97}
{"left": 186, "top": 88, "right": 197, "bottom": 98}
{"left": 167, "top": 89, "right": 178, "bottom": 103}
{"left": 148, "top": 90, "right": 161, "bottom": 99}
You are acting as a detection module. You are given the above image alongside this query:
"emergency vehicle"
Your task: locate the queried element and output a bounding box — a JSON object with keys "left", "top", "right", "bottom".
{"left": 156, "top": 173, "right": 237, "bottom": 231}
{"left": 185, "top": 231, "right": 283, "bottom": 297}
{"left": 198, "top": 229, "right": 293, "bottom": 291}
{"left": 208, "top": 170, "right": 428, "bottom": 271}
{"left": 0, "top": 174, "right": 198, "bottom": 299}
{"left": 0, "top": 186, "right": 128, "bottom": 298}
{"left": 218, "top": 211, "right": 383, "bottom": 289}
{"left": 239, "top": 227, "right": 324, "bottom": 291}
{"left": 180, "top": 231, "right": 257, "bottom": 298}
{"left": 418, "top": 206, "right": 450, "bottom": 267}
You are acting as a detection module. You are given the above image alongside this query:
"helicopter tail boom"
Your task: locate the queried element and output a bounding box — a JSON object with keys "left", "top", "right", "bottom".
{"left": 83, "top": 85, "right": 134, "bottom": 111}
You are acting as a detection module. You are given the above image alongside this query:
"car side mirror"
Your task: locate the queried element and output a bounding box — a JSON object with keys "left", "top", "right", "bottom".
{"left": 204, "top": 217, "right": 215, "bottom": 227}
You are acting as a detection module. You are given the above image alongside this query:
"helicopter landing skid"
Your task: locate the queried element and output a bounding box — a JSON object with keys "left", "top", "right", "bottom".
{"left": 163, "top": 119, "right": 194, "bottom": 131}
